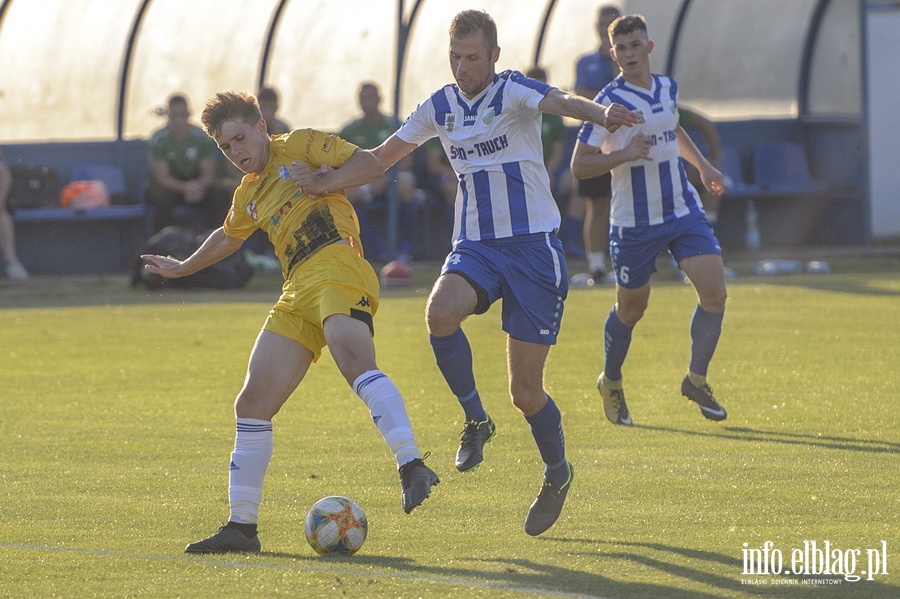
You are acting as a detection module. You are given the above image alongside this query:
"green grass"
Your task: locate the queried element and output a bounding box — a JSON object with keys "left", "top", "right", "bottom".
{"left": 1, "top": 266, "right": 899, "bottom": 598}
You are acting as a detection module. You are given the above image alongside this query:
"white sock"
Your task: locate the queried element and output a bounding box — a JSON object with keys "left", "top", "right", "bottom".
{"left": 588, "top": 252, "right": 607, "bottom": 273}
{"left": 353, "top": 370, "right": 420, "bottom": 468}
{"left": 229, "top": 418, "right": 273, "bottom": 524}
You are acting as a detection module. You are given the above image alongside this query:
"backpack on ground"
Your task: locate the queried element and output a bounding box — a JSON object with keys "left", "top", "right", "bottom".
{"left": 131, "top": 226, "right": 254, "bottom": 290}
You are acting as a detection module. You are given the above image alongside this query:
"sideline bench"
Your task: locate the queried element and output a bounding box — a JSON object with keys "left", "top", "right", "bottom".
{"left": 714, "top": 141, "right": 831, "bottom": 251}
{"left": 6, "top": 140, "right": 151, "bottom": 275}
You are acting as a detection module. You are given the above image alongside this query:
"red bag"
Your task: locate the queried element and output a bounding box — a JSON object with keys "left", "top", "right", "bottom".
{"left": 60, "top": 180, "right": 111, "bottom": 209}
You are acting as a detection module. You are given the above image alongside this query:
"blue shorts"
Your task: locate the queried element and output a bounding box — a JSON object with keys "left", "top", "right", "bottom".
{"left": 441, "top": 232, "right": 568, "bottom": 345}
{"left": 609, "top": 212, "right": 721, "bottom": 289}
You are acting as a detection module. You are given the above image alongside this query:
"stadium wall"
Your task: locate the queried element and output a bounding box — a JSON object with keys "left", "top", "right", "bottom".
{"left": 0, "top": 0, "right": 893, "bottom": 257}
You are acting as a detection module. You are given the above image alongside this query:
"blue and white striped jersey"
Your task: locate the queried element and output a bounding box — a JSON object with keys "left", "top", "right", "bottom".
{"left": 397, "top": 70, "right": 560, "bottom": 241}
{"left": 578, "top": 74, "right": 703, "bottom": 228}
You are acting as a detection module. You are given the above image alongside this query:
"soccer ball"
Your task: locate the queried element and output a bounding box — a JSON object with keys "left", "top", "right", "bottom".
{"left": 304, "top": 496, "right": 368, "bottom": 555}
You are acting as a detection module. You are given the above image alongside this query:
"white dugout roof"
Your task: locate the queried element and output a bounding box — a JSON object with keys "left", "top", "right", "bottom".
{"left": 0, "top": 0, "right": 863, "bottom": 141}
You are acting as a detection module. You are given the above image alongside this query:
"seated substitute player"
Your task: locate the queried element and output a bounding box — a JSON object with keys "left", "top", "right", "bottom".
{"left": 570, "top": 14, "right": 729, "bottom": 426}
{"left": 338, "top": 81, "right": 424, "bottom": 263}
{"left": 142, "top": 91, "right": 439, "bottom": 554}
{"left": 297, "top": 10, "right": 639, "bottom": 536}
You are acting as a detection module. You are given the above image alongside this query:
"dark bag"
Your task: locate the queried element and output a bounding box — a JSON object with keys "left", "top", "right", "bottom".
{"left": 8, "top": 164, "right": 62, "bottom": 209}
{"left": 131, "top": 226, "right": 254, "bottom": 290}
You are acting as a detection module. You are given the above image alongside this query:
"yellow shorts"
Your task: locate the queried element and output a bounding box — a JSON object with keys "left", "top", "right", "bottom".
{"left": 263, "top": 243, "right": 380, "bottom": 361}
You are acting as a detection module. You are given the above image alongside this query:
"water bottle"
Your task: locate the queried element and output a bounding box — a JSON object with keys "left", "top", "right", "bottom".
{"left": 753, "top": 260, "right": 802, "bottom": 276}
{"left": 745, "top": 201, "right": 761, "bottom": 250}
{"left": 806, "top": 261, "right": 831, "bottom": 274}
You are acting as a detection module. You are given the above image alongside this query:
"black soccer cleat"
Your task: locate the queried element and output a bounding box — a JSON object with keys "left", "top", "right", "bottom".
{"left": 455, "top": 415, "right": 496, "bottom": 472}
{"left": 681, "top": 376, "right": 727, "bottom": 421}
{"left": 185, "top": 523, "right": 261, "bottom": 554}
{"left": 524, "top": 462, "right": 574, "bottom": 536}
{"left": 399, "top": 454, "right": 440, "bottom": 513}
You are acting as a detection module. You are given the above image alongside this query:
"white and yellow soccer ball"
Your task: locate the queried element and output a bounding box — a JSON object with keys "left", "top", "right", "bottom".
{"left": 304, "top": 495, "right": 368, "bottom": 555}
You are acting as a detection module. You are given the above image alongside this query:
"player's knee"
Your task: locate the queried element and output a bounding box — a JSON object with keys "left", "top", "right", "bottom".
{"left": 332, "top": 355, "right": 375, "bottom": 387}
{"left": 616, "top": 300, "right": 648, "bottom": 326}
{"left": 700, "top": 286, "right": 728, "bottom": 312}
{"left": 508, "top": 384, "right": 545, "bottom": 417}
{"left": 425, "top": 304, "right": 459, "bottom": 337}
{"left": 425, "top": 295, "right": 465, "bottom": 337}
{"left": 234, "top": 387, "right": 279, "bottom": 420}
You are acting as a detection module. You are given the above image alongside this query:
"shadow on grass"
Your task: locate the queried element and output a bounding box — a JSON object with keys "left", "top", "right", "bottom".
{"left": 263, "top": 546, "right": 899, "bottom": 598}
{"left": 552, "top": 540, "right": 898, "bottom": 598}
{"left": 263, "top": 549, "right": 727, "bottom": 598}
{"left": 10, "top": 540, "right": 895, "bottom": 598}
{"left": 634, "top": 425, "right": 900, "bottom": 455}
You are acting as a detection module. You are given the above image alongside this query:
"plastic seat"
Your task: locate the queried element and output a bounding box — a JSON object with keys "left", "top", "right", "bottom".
{"left": 719, "top": 144, "right": 760, "bottom": 195}
{"left": 752, "top": 141, "right": 828, "bottom": 194}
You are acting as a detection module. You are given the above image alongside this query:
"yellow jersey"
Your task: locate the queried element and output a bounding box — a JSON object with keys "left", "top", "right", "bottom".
{"left": 223, "top": 129, "right": 364, "bottom": 277}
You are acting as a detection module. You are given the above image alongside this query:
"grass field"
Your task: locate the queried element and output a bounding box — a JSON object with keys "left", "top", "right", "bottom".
{"left": 1, "top": 261, "right": 899, "bottom": 598}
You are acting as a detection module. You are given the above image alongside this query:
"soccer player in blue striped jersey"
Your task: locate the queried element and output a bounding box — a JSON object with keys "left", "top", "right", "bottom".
{"left": 571, "top": 14, "right": 729, "bottom": 427}
{"left": 298, "top": 10, "right": 639, "bottom": 536}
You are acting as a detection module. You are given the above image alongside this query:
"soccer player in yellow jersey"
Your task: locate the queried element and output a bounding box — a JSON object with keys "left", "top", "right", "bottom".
{"left": 142, "top": 91, "right": 439, "bottom": 555}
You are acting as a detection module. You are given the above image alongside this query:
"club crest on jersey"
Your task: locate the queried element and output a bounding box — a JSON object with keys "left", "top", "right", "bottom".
{"left": 634, "top": 109, "right": 646, "bottom": 123}
{"left": 278, "top": 164, "right": 291, "bottom": 180}
{"left": 444, "top": 114, "right": 456, "bottom": 132}
{"left": 482, "top": 108, "right": 496, "bottom": 125}
{"left": 247, "top": 200, "right": 259, "bottom": 222}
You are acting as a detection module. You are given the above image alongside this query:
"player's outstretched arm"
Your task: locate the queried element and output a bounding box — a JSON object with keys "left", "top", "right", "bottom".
{"left": 538, "top": 88, "right": 641, "bottom": 131}
{"left": 142, "top": 227, "right": 243, "bottom": 279}
{"left": 290, "top": 149, "right": 384, "bottom": 198}
{"left": 372, "top": 135, "right": 418, "bottom": 173}
{"left": 570, "top": 133, "right": 652, "bottom": 180}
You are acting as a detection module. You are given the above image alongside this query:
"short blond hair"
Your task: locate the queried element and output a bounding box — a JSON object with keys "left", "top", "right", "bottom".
{"left": 449, "top": 10, "right": 497, "bottom": 49}
{"left": 200, "top": 91, "right": 262, "bottom": 138}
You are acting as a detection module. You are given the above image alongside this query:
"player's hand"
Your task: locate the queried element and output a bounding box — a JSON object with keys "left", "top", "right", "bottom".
{"left": 314, "top": 164, "right": 334, "bottom": 177}
{"left": 702, "top": 165, "right": 727, "bottom": 196}
{"left": 603, "top": 103, "right": 642, "bottom": 132}
{"left": 141, "top": 254, "right": 185, "bottom": 278}
{"left": 290, "top": 162, "right": 333, "bottom": 198}
{"left": 289, "top": 161, "right": 314, "bottom": 195}
{"left": 623, "top": 133, "right": 652, "bottom": 161}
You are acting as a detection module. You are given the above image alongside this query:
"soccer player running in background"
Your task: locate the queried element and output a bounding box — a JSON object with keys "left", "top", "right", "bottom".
{"left": 571, "top": 4, "right": 622, "bottom": 285}
{"left": 142, "top": 91, "right": 439, "bottom": 554}
{"left": 298, "top": 10, "right": 639, "bottom": 536}
{"left": 570, "top": 14, "right": 729, "bottom": 427}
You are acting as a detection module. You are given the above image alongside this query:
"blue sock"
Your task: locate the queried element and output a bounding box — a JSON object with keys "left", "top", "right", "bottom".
{"left": 430, "top": 329, "right": 486, "bottom": 422}
{"left": 525, "top": 397, "right": 568, "bottom": 485}
{"left": 604, "top": 307, "right": 633, "bottom": 381}
{"left": 689, "top": 305, "right": 724, "bottom": 376}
